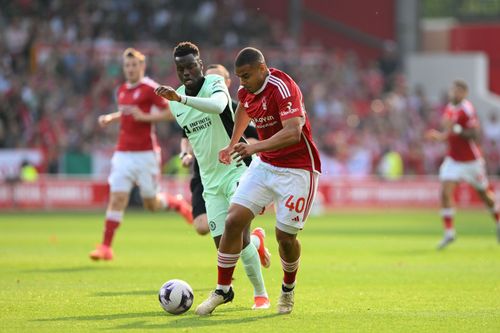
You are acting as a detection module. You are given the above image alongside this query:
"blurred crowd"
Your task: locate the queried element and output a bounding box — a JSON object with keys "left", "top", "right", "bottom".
{"left": 1, "top": 0, "right": 500, "bottom": 177}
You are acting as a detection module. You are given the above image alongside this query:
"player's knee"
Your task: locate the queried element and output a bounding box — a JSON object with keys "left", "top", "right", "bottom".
{"left": 276, "top": 230, "right": 298, "bottom": 252}
{"left": 193, "top": 215, "right": 209, "bottom": 235}
{"left": 226, "top": 204, "right": 254, "bottom": 226}
{"left": 109, "top": 193, "right": 129, "bottom": 211}
{"left": 142, "top": 198, "right": 158, "bottom": 212}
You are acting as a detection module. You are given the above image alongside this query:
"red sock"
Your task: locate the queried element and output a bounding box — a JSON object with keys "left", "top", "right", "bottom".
{"left": 441, "top": 208, "right": 454, "bottom": 230}
{"left": 101, "top": 211, "right": 123, "bottom": 247}
{"left": 281, "top": 257, "right": 300, "bottom": 286}
{"left": 217, "top": 251, "right": 239, "bottom": 286}
{"left": 493, "top": 211, "right": 499, "bottom": 224}
{"left": 443, "top": 215, "right": 453, "bottom": 230}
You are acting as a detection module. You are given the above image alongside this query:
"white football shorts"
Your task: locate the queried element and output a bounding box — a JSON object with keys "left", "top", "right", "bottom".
{"left": 108, "top": 151, "right": 161, "bottom": 198}
{"left": 439, "top": 156, "right": 489, "bottom": 190}
{"left": 231, "top": 157, "right": 320, "bottom": 235}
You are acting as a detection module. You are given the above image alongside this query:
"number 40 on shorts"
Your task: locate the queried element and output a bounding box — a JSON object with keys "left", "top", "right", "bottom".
{"left": 285, "top": 195, "right": 306, "bottom": 213}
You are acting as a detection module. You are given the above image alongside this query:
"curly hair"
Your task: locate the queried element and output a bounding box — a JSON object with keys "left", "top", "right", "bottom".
{"left": 173, "top": 41, "right": 200, "bottom": 58}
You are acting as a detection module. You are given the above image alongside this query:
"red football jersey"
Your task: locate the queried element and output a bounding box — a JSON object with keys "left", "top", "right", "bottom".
{"left": 443, "top": 99, "right": 482, "bottom": 162}
{"left": 115, "top": 77, "right": 168, "bottom": 151}
{"left": 238, "top": 68, "right": 321, "bottom": 173}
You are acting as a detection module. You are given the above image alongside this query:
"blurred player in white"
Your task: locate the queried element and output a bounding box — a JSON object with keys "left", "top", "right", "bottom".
{"left": 195, "top": 47, "right": 321, "bottom": 315}
{"left": 426, "top": 79, "right": 500, "bottom": 249}
{"left": 89, "top": 48, "right": 192, "bottom": 261}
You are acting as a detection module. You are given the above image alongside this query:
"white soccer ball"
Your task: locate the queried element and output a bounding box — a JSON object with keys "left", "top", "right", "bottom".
{"left": 158, "top": 279, "right": 194, "bottom": 315}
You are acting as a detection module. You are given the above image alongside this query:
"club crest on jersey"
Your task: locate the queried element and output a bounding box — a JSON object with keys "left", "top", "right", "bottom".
{"left": 133, "top": 90, "right": 141, "bottom": 100}
{"left": 262, "top": 97, "right": 267, "bottom": 110}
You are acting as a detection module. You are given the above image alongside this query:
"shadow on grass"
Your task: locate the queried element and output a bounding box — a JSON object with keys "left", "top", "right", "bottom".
{"left": 22, "top": 265, "right": 117, "bottom": 274}
{"left": 93, "top": 290, "right": 155, "bottom": 297}
{"left": 33, "top": 311, "right": 162, "bottom": 322}
{"left": 107, "top": 311, "right": 282, "bottom": 330}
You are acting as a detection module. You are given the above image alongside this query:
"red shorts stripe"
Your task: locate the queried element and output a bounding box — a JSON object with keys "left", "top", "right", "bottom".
{"left": 302, "top": 172, "right": 316, "bottom": 222}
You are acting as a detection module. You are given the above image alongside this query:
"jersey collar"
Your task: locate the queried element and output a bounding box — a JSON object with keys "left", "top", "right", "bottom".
{"left": 252, "top": 71, "right": 270, "bottom": 95}
{"left": 125, "top": 76, "right": 146, "bottom": 89}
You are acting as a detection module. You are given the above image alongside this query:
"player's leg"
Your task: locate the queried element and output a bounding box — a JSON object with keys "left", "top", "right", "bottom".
{"left": 195, "top": 163, "right": 272, "bottom": 315}
{"left": 437, "top": 157, "right": 459, "bottom": 249}
{"left": 476, "top": 187, "right": 500, "bottom": 242}
{"left": 241, "top": 222, "right": 270, "bottom": 309}
{"left": 195, "top": 204, "right": 254, "bottom": 316}
{"left": 204, "top": 178, "right": 269, "bottom": 308}
{"left": 90, "top": 152, "right": 133, "bottom": 261}
{"left": 275, "top": 228, "right": 300, "bottom": 314}
{"left": 190, "top": 176, "right": 209, "bottom": 235}
{"left": 466, "top": 160, "right": 500, "bottom": 242}
{"left": 138, "top": 152, "right": 192, "bottom": 223}
{"left": 437, "top": 180, "right": 458, "bottom": 249}
{"left": 251, "top": 227, "right": 271, "bottom": 268}
{"left": 273, "top": 168, "right": 319, "bottom": 314}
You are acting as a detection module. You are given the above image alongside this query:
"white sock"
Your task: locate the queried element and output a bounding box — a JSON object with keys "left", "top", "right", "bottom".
{"left": 251, "top": 234, "right": 260, "bottom": 249}
{"left": 217, "top": 284, "right": 231, "bottom": 293}
{"left": 158, "top": 193, "right": 169, "bottom": 209}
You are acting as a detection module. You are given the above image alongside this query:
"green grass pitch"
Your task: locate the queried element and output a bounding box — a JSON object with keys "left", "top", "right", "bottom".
{"left": 1, "top": 210, "right": 499, "bottom": 332}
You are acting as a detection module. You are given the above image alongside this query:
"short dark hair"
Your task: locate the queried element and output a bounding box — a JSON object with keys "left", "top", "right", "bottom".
{"left": 454, "top": 79, "right": 468, "bottom": 91}
{"left": 235, "top": 47, "right": 265, "bottom": 67}
{"left": 173, "top": 42, "right": 200, "bottom": 58}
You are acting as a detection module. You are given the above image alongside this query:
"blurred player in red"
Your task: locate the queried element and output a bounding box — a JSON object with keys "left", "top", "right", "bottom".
{"left": 89, "top": 48, "right": 192, "bottom": 261}
{"left": 195, "top": 47, "right": 321, "bottom": 315}
{"left": 426, "top": 79, "right": 500, "bottom": 249}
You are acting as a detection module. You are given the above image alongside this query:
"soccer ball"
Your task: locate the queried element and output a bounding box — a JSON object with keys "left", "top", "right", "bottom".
{"left": 158, "top": 279, "right": 194, "bottom": 315}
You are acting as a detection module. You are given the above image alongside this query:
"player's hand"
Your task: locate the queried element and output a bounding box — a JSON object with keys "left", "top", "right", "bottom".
{"left": 98, "top": 115, "right": 112, "bottom": 128}
{"left": 130, "top": 108, "right": 149, "bottom": 122}
{"left": 232, "top": 143, "right": 256, "bottom": 162}
{"left": 154, "top": 86, "right": 181, "bottom": 102}
{"left": 181, "top": 153, "right": 194, "bottom": 167}
{"left": 218, "top": 145, "right": 233, "bottom": 165}
{"left": 425, "top": 129, "right": 445, "bottom": 141}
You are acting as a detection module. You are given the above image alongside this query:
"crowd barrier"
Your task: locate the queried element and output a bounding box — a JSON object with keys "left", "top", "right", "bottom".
{"left": 1, "top": 176, "right": 497, "bottom": 211}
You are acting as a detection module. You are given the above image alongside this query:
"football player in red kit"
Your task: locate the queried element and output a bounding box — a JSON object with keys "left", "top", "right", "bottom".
{"left": 195, "top": 47, "right": 321, "bottom": 315}
{"left": 89, "top": 48, "right": 192, "bottom": 261}
{"left": 426, "top": 79, "right": 500, "bottom": 249}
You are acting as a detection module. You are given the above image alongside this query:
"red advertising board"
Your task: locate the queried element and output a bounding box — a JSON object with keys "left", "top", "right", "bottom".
{"left": 0, "top": 176, "right": 496, "bottom": 211}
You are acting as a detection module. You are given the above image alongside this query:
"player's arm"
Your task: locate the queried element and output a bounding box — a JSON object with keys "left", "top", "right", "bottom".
{"left": 155, "top": 86, "right": 228, "bottom": 115}
{"left": 98, "top": 111, "right": 121, "bottom": 128}
{"left": 219, "top": 103, "right": 251, "bottom": 164}
{"left": 452, "top": 112, "right": 480, "bottom": 140}
{"left": 130, "top": 106, "right": 174, "bottom": 122}
{"left": 232, "top": 116, "right": 303, "bottom": 160}
{"left": 455, "top": 126, "right": 479, "bottom": 140}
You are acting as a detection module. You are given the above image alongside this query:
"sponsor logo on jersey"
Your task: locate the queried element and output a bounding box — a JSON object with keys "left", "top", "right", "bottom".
{"left": 187, "top": 116, "right": 212, "bottom": 133}
{"left": 280, "top": 101, "right": 300, "bottom": 117}
{"left": 252, "top": 115, "right": 278, "bottom": 129}
{"left": 244, "top": 101, "right": 249, "bottom": 108}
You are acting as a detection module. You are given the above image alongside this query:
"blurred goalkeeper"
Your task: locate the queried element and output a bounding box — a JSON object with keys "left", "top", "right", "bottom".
{"left": 426, "top": 79, "right": 500, "bottom": 249}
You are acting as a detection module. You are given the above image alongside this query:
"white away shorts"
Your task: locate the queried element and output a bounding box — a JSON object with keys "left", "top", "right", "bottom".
{"left": 231, "top": 158, "right": 319, "bottom": 235}
{"left": 108, "top": 151, "right": 161, "bottom": 198}
{"left": 439, "top": 156, "right": 489, "bottom": 190}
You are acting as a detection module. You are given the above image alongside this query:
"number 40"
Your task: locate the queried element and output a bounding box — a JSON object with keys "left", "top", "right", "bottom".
{"left": 285, "top": 195, "right": 306, "bottom": 213}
